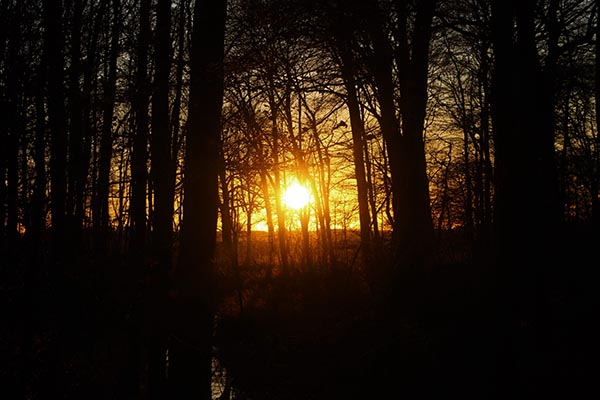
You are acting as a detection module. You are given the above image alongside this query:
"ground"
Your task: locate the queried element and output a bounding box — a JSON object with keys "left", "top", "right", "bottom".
{"left": 1, "top": 226, "right": 597, "bottom": 399}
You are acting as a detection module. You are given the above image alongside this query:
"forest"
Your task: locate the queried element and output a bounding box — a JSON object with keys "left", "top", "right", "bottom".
{"left": 0, "top": 0, "right": 598, "bottom": 399}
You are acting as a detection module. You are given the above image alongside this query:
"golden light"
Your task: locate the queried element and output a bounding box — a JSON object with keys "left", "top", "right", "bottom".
{"left": 283, "top": 181, "right": 312, "bottom": 210}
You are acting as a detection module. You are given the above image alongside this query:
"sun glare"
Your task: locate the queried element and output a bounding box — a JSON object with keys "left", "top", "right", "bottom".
{"left": 283, "top": 181, "right": 312, "bottom": 210}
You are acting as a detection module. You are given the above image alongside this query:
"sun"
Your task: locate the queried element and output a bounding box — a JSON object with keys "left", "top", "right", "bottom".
{"left": 283, "top": 181, "right": 312, "bottom": 210}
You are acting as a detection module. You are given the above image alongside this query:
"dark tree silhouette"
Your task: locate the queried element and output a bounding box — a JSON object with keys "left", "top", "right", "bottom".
{"left": 170, "top": 0, "right": 227, "bottom": 398}
{"left": 151, "top": 0, "right": 174, "bottom": 271}
{"left": 44, "top": 0, "right": 68, "bottom": 271}
{"left": 594, "top": 0, "right": 600, "bottom": 223}
{"left": 490, "top": 0, "right": 564, "bottom": 395}
{"left": 131, "top": 0, "right": 151, "bottom": 258}
{"left": 393, "top": 0, "right": 437, "bottom": 271}
{"left": 328, "top": 0, "right": 373, "bottom": 258}
{"left": 147, "top": 1, "right": 174, "bottom": 398}
{"left": 66, "top": 0, "right": 85, "bottom": 240}
{"left": 94, "top": 0, "right": 121, "bottom": 254}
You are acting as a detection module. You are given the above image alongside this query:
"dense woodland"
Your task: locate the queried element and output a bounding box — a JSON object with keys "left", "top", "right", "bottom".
{"left": 1, "top": 0, "right": 598, "bottom": 399}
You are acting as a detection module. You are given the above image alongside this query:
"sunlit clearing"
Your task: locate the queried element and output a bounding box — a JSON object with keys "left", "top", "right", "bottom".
{"left": 283, "top": 181, "right": 312, "bottom": 210}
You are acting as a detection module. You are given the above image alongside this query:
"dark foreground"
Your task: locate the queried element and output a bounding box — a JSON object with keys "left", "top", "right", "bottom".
{"left": 1, "top": 226, "right": 597, "bottom": 400}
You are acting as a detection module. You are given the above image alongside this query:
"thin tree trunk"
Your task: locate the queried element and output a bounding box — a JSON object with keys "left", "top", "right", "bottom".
{"left": 268, "top": 90, "right": 289, "bottom": 272}
{"left": 342, "top": 69, "right": 371, "bottom": 257}
{"left": 0, "top": 0, "right": 8, "bottom": 253}
{"left": 0, "top": 126, "right": 5, "bottom": 255}
{"left": 21, "top": 53, "right": 48, "bottom": 400}
{"left": 30, "top": 61, "right": 47, "bottom": 259}
{"left": 42, "top": 0, "right": 68, "bottom": 397}
{"left": 594, "top": 0, "right": 600, "bottom": 223}
{"left": 130, "top": 0, "right": 151, "bottom": 255}
{"left": 368, "top": 28, "right": 402, "bottom": 242}
{"left": 44, "top": 0, "right": 68, "bottom": 275}
{"left": 245, "top": 186, "right": 253, "bottom": 264}
{"left": 365, "top": 138, "right": 380, "bottom": 242}
{"left": 95, "top": 0, "right": 121, "bottom": 254}
{"left": 80, "top": 0, "right": 104, "bottom": 234}
{"left": 170, "top": 0, "right": 188, "bottom": 176}
{"left": 310, "top": 122, "right": 335, "bottom": 266}
{"left": 151, "top": 0, "right": 174, "bottom": 271}
{"left": 219, "top": 155, "right": 244, "bottom": 312}
{"left": 260, "top": 170, "right": 276, "bottom": 264}
{"left": 219, "top": 158, "right": 236, "bottom": 266}
{"left": 67, "top": 0, "right": 85, "bottom": 240}
{"left": 6, "top": 3, "right": 21, "bottom": 266}
{"left": 147, "top": 1, "right": 173, "bottom": 398}
{"left": 128, "top": 2, "right": 151, "bottom": 392}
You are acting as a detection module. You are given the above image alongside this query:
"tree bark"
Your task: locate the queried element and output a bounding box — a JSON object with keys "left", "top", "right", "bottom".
{"left": 80, "top": 0, "right": 105, "bottom": 234}
{"left": 171, "top": 1, "right": 227, "bottom": 398}
{"left": 67, "top": 0, "right": 85, "bottom": 239}
{"left": 0, "top": 0, "right": 8, "bottom": 253}
{"left": 44, "top": 0, "right": 68, "bottom": 274}
{"left": 338, "top": 48, "right": 372, "bottom": 258}
{"left": 267, "top": 90, "right": 289, "bottom": 272}
{"left": 147, "top": 2, "right": 174, "bottom": 398}
{"left": 130, "top": 0, "right": 151, "bottom": 255}
{"left": 170, "top": 0, "right": 188, "bottom": 179}
{"left": 151, "top": 0, "right": 174, "bottom": 271}
{"left": 94, "top": 0, "right": 121, "bottom": 254}
{"left": 5, "top": 1, "right": 22, "bottom": 266}
{"left": 42, "top": 1, "right": 68, "bottom": 396}
{"left": 490, "top": 0, "right": 561, "bottom": 395}
{"left": 594, "top": 0, "right": 600, "bottom": 224}
{"left": 394, "top": 0, "right": 436, "bottom": 271}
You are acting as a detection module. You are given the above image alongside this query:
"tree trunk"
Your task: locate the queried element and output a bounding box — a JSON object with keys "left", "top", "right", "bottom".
{"left": 171, "top": 1, "right": 227, "bottom": 398}
{"left": 170, "top": 0, "right": 188, "bottom": 178}
{"left": 80, "top": 0, "right": 104, "bottom": 234}
{"left": 147, "top": 1, "right": 173, "bottom": 398}
{"left": 151, "top": 0, "right": 174, "bottom": 271}
{"left": 594, "top": 0, "right": 600, "bottom": 224}
{"left": 94, "top": 0, "right": 121, "bottom": 254}
{"left": 268, "top": 91, "right": 289, "bottom": 272}
{"left": 21, "top": 48, "right": 48, "bottom": 400}
{"left": 219, "top": 156, "right": 236, "bottom": 266}
{"left": 0, "top": 0, "right": 8, "bottom": 253}
{"left": 42, "top": 0, "right": 68, "bottom": 396}
{"left": 6, "top": 3, "right": 22, "bottom": 266}
{"left": 477, "top": 42, "right": 493, "bottom": 239}
{"left": 490, "top": 0, "right": 561, "bottom": 395}
{"left": 30, "top": 60, "right": 47, "bottom": 260}
{"left": 394, "top": 0, "right": 436, "bottom": 271}
{"left": 244, "top": 184, "right": 253, "bottom": 264}
{"left": 44, "top": 0, "right": 68, "bottom": 274}
{"left": 369, "top": 30, "right": 402, "bottom": 238}
{"left": 0, "top": 123, "right": 5, "bottom": 255}
{"left": 323, "top": 0, "right": 372, "bottom": 258}
{"left": 67, "top": 0, "right": 85, "bottom": 240}
{"left": 130, "top": 0, "right": 151, "bottom": 256}
{"left": 260, "top": 170, "right": 276, "bottom": 264}
{"left": 339, "top": 53, "right": 372, "bottom": 258}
